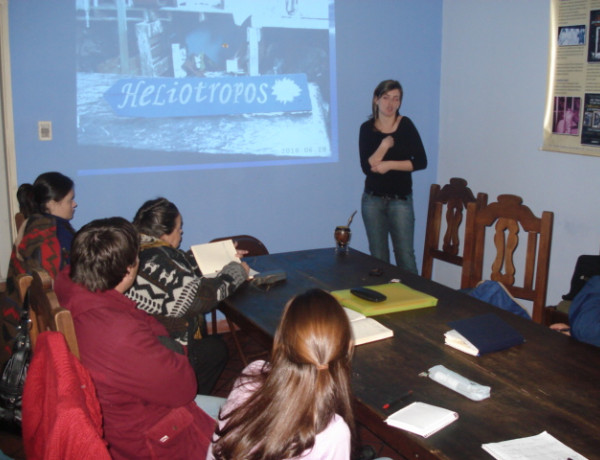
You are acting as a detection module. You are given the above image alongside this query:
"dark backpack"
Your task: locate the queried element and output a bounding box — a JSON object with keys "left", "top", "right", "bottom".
{"left": 0, "top": 294, "right": 32, "bottom": 428}
{"left": 563, "top": 255, "right": 600, "bottom": 300}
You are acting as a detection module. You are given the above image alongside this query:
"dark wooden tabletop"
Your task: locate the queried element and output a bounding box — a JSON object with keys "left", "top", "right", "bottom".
{"left": 220, "top": 248, "right": 600, "bottom": 460}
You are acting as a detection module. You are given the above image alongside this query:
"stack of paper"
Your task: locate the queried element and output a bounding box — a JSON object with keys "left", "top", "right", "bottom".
{"left": 385, "top": 401, "right": 458, "bottom": 438}
{"left": 343, "top": 307, "right": 393, "bottom": 346}
{"left": 444, "top": 313, "right": 525, "bottom": 356}
{"left": 482, "top": 431, "right": 589, "bottom": 460}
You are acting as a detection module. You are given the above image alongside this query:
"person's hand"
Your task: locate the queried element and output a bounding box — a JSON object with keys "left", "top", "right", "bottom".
{"left": 380, "top": 135, "right": 394, "bottom": 150}
{"left": 233, "top": 241, "right": 249, "bottom": 259}
{"left": 371, "top": 161, "right": 391, "bottom": 174}
{"left": 549, "top": 323, "right": 571, "bottom": 336}
{"left": 236, "top": 248, "right": 249, "bottom": 259}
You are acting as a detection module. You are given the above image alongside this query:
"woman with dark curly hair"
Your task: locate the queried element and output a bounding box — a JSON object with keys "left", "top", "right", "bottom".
{"left": 126, "top": 197, "right": 249, "bottom": 394}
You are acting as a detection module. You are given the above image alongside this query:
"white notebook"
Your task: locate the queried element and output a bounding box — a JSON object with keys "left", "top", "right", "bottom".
{"left": 343, "top": 307, "right": 393, "bottom": 346}
{"left": 385, "top": 401, "right": 458, "bottom": 438}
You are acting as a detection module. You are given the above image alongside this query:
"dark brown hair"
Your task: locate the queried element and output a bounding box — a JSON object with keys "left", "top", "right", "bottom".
{"left": 371, "top": 79, "right": 403, "bottom": 120}
{"left": 70, "top": 217, "right": 139, "bottom": 292}
{"left": 213, "top": 289, "right": 355, "bottom": 460}
{"left": 17, "top": 171, "right": 74, "bottom": 216}
{"left": 132, "top": 197, "right": 180, "bottom": 238}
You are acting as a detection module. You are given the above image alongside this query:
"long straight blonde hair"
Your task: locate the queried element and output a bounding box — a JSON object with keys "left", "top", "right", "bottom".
{"left": 213, "top": 289, "right": 355, "bottom": 460}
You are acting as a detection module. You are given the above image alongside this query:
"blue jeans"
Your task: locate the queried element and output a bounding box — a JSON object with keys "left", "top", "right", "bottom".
{"left": 361, "top": 192, "right": 418, "bottom": 274}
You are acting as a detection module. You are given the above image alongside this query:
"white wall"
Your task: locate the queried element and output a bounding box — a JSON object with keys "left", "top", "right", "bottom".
{"left": 438, "top": 0, "right": 600, "bottom": 306}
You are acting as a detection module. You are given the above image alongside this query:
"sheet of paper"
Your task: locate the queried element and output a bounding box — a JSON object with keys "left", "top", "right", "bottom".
{"left": 482, "top": 431, "right": 589, "bottom": 460}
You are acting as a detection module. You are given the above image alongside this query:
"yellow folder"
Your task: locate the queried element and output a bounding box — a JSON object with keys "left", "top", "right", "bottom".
{"left": 331, "top": 283, "right": 438, "bottom": 317}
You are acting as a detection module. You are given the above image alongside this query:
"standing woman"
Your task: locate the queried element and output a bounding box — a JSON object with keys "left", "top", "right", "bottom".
{"left": 1, "top": 171, "right": 77, "bottom": 363}
{"left": 208, "top": 289, "right": 355, "bottom": 460}
{"left": 359, "top": 80, "right": 427, "bottom": 273}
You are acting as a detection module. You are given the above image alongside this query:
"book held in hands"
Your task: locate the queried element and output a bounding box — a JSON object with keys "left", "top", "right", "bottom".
{"left": 190, "top": 239, "right": 257, "bottom": 278}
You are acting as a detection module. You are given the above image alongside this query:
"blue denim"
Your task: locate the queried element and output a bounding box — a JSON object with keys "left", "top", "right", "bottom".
{"left": 361, "top": 192, "right": 418, "bottom": 273}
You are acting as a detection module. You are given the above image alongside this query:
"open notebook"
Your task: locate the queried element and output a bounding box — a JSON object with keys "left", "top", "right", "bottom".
{"left": 343, "top": 307, "right": 393, "bottom": 346}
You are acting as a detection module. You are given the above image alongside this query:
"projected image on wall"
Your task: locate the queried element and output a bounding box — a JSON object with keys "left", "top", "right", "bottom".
{"left": 76, "top": 0, "right": 336, "bottom": 173}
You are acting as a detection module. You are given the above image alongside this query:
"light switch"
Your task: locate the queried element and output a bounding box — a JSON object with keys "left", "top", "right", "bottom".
{"left": 38, "top": 121, "right": 52, "bottom": 141}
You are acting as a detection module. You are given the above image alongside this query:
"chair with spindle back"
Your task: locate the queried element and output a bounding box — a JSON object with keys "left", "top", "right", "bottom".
{"left": 421, "top": 178, "right": 488, "bottom": 281}
{"left": 461, "top": 194, "right": 554, "bottom": 324}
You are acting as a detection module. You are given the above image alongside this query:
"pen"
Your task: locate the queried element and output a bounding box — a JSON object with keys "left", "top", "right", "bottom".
{"left": 382, "top": 390, "right": 413, "bottom": 411}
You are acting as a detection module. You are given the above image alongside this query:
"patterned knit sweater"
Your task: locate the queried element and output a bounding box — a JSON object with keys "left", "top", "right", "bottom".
{"left": 125, "top": 234, "right": 247, "bottom": 345}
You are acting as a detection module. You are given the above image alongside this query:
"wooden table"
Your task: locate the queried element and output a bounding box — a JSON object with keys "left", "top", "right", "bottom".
{"left": 220, "top": 248, "right": 600, "bottom": 459}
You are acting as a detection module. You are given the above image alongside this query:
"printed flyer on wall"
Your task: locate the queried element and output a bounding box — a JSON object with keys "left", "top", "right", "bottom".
{"left": 543, "top": 0, "right": 600, "bottom": 157}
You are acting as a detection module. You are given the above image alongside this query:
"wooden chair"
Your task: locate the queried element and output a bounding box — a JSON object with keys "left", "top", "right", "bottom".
{"left": 421, "top": 178, "right": 488, "bottom": 280}
{"left": 461, "top": 194, "right": 554, "bottom": 324}
{"left": 210, "top": 235, "right": 269, "bottom": 258}
{"left": 209, "top": 235, "right": 269, "bottom": 365}
{"left": 29, "top": 268, "right": 80, "bottom": 359}
{"left": 15, "top": 273, "right": 33, "bottom": 305}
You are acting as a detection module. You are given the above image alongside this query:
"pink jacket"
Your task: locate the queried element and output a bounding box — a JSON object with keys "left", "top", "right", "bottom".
{"left": 207, "top": 360, "right": 351, "bottom": 460}
{"left": 55, "top": 268, "right": 215, "bottom": 460}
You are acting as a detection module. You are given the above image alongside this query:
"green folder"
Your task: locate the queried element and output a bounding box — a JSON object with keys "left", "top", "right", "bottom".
{"left": 331, "top": 283, "right": 438, "bottom": 317}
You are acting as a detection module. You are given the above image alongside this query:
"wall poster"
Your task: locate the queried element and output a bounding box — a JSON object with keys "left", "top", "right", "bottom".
{"left": 543, "top": 0, "right": 600, "bottom": 157}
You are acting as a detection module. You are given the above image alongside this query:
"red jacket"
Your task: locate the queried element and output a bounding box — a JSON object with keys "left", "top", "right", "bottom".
{"left": 54, "top": 268, "right": 215, "bottom": 460}
{"left": 22, "top": 331, "right": 111, "bottom": 460}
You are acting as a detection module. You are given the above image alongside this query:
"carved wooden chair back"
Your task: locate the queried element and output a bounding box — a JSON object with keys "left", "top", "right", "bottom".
{"left": 422, "top": 178, "right": 488, "bottom": 280}
{"left": 209, "top": 235, "right": 269, "bottom": 258}
{"left": 461, "top": 194, "right": 554, "bottom": 324}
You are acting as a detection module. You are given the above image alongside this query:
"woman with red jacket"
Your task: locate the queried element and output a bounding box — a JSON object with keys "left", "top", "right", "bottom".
{"left": 55, "top": 217, "right": 215, "bottom": 459}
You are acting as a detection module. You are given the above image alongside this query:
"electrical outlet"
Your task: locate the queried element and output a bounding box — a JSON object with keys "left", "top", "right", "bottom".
{"left": 38, "top": 121, "right": 52, "bottom": 141}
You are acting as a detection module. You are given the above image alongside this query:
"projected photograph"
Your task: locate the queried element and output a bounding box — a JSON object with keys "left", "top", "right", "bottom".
{"left": 76, "top": 0, "right": 336, "bottom": 173}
